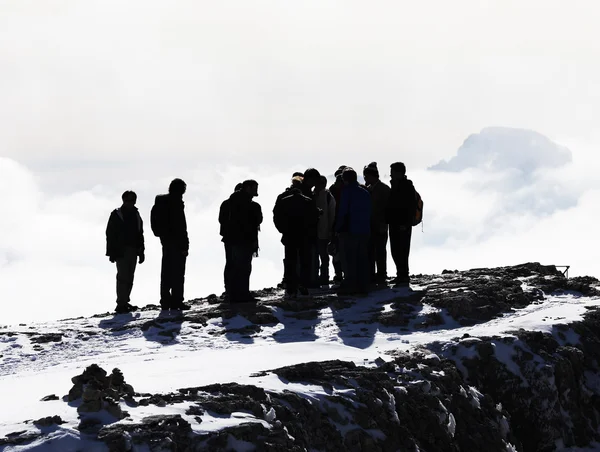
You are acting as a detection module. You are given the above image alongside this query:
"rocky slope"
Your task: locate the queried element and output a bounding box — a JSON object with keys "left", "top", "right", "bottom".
{"left": 1, "top": 263, "right": 599, "bottom": 451}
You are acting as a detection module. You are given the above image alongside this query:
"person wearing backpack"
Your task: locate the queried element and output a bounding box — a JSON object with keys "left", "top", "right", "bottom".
{"left": 363, "top": 162, "right": 391, "bottom": 285}
{"left": 106, "top": 191, "right": 145, "bottom": 314}
{"left": 151, "top": 178, "right": 190, "bottom": 310}
{"left": 315, "top": 175, "right": 336, "bottom": 286}
{"left": 220, "top": 179, "right": 263, "bottom": 303}
{"left": 386, "top": 162, "right": 417, "bottom": 287}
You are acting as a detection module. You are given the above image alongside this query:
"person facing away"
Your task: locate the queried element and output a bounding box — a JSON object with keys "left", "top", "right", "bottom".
{"left": 335, "top": 168, "right": 372, "bottom": 296}
{"left": 152, "top": 178, "right": 190, "bottom": 310}
{"left": 363, "top": 162, "right": 391, "bottom": 285}
{"left": 218, "top": 182, "right": 243, "bottom": 299}
{"left": 106, "top": 191, "right": 145, "bottom": 314}
{"left": 386, "top": 162, "right": 417, "bottom": 287}
{"left": 300, "top": 168, "right": 322, "bottom": 288}
{"left": 314, "top": 175, "right": 336, "bottom": 285}
{"left": 273, "top": 178, "right": 320, "bottom": 298}
{"left": 220, "top": 179, "right": 263, "bottom": 303}
{"left": 274, "top": 173, "right": 304, "bottom": 289}
{"left": 328, "top": 165, "right": 347, "bottom": 283}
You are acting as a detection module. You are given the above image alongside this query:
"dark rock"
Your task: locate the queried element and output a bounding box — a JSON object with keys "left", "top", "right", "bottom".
{"left": 40, "top": 394, "right": 59, "bottom": 402}
{"left": 33, "top": 415, "right": 65, "bottom": 427}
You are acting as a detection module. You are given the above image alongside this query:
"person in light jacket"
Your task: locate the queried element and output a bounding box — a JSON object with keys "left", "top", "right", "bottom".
{"left": 315, "top": 175, "right": 336, "bottom": 285}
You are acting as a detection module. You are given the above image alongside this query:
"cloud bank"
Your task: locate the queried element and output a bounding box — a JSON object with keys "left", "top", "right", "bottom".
{"left": 1, "top": 127, "right": 598, "bottom": 325}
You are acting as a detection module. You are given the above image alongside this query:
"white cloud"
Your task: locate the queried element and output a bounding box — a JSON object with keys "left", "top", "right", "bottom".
{"left": 1, "top": 127, "right": 599, "bottom": 325}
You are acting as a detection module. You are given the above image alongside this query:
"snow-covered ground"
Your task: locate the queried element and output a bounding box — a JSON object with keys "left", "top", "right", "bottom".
{"left": 1, "top": 285, "right": 599, "bottom": 451}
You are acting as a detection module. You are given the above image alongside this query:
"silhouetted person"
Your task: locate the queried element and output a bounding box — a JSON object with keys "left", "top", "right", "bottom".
{"left": 273, "top": 179, "right": 319, "bottom": 298}
{"left": 329, "top": 165, "right": 347, "bottom": 283}
{"left": 220, "top": 179, "right": 262, "bottom": 303}
{"left": 275, "top": 174, "right": 305, "bottom": 289}
{"left": 363, "top": 162, "right": 391, "bottom": 284}
{"left": 219, "top": 183, "right": 243, "bottom": 299}
{"left": 315, "top": 175, "right": 336, "bottom": 285}
{"left": 106, "top": 191, "right": 145, "bottom": 314}
{"left": 151, "top": 178, "right": 190, "bottom": 310}
{"left": 335, "top": 168, "right": 372, "bottom": 295}
{"left": 386, "top": 162, "right": 417, "bottom": 287}
{"left": 300, "top": 168, "right": 322, "bottom": 288}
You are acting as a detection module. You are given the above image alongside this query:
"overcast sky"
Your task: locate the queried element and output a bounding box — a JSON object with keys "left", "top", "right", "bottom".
{"left": 1, "top": 1, "right": 599, "bottom": 324}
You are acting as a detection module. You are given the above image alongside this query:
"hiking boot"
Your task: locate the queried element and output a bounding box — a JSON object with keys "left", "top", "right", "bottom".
{"left": 298, "top": 286, "right": 309, "bottom": 296}
{"left": 171, "top": 302, "right": 191, "bottom": 311}
{"left": 333, "top": 275, "right": 343, "bottom": 283}
{"left": 115, "top": 304, "right": 135, "bottom": 314}
{"left": 125, "top": 303, "right": 138, "bottom": 312}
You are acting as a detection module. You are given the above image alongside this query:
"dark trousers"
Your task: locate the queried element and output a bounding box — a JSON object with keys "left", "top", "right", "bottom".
{"left": 116, "top": 246, "right": 138, "bottom": 307}
{"left": 369, "top": 229, "right": 389, "bottom": 282}
{"left": 229, "top": 243, "right": 254, "bottom": 302}
{"left": 223, "top": 243, "right": 233, "bottom": 293}
{"left": 301, "top": 238, "right": 319, "bottom": 288}
{"left": 317, "top": 239, "right": 330, "bottom": 283}
{"left": 339, "top": 233, "right": 370, "bottom": 293}
{"left": 160, "top": 244, "right": 187, "bottom": 306}
{"left": 389, "top": 226, "right": 412, "bottom": 282}
{"left": 284, "top": 240, "right": 310, "bottom": 295}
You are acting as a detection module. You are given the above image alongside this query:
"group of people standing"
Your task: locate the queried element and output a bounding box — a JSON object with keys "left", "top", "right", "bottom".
{"left": 105, "top": 162, "right": 419, "bottom": 313}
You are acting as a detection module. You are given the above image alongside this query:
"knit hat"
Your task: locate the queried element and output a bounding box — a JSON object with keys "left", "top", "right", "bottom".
{"left": 363, "top": 162, "right": 379, "bottom": 177}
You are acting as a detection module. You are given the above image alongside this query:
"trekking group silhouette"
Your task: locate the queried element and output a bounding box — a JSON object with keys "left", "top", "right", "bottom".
{"left": 105, "top": 163, "right": 421, "bottom": 314}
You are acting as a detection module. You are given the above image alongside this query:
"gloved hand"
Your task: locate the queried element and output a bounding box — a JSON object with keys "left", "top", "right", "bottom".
{"left": 109, "top": 256, "right": 115, "bottom": 263}
{"left": 139, "top": 254, "right": 145, "bottom": 264}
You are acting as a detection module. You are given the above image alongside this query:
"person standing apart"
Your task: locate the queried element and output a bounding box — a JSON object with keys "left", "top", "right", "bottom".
{"left": 220, "top": 179, "right": 263, "bottom": 303}
{"left": 106, "top": 191, "right": 145, "bottom": 314}
{"left": 386, "top": 162, "right": 417, "bottom": 287}
{"left": 151, "top": 178, "right": 190, "bottom": 310}
{"left": 363, "top": 162, "right": 391, "bottom": 285}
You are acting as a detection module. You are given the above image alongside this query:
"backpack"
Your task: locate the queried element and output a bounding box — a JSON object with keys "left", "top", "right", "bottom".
{"left": 150, "top": 196, "right": 168, "bottom": 237}
{"left": 413, "top": 191, "right": 423, "bottom": 227}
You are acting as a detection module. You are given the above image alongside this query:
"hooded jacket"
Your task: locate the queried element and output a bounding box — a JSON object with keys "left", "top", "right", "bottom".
{"left": 315, "top": 189, "right": 336, "bottom": 240}
{"left": 367, "top": 180, "right": 391, "bottom": 232}
{"left": 386, "top": 177, "right": 417, "bottom": 227}
{"left": 273, "top": 188, "right": 319, "bottom": 245}
{"left": 220, "top": 190, "right": 263, "bottom": 248}
{"left": 154, "top": 194, "right": 189, "bottom": 252}
{"left": 335, "top": 182, "right": 372, "bottom": 235}
{"left": 106, "top": 207, "right": 144, "bottom": 259}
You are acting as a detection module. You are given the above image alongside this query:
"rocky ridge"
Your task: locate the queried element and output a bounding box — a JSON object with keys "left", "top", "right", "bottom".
{"left": 1, "top": 263, "right": 599, "bottom": 451}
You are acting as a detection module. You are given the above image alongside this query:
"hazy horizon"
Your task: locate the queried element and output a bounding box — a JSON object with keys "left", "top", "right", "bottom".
{"left": 1, "top": 1, "right": 599, "bottom": 324}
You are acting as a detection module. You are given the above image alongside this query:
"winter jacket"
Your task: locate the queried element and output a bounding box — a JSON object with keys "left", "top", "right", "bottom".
{"left": 220, "top": 190, "right": 263, "bottom": 249}
{"left": 315, "top": 189, "right": 336, "bottom": 240}
{"left": 154, "top": 194, "right": 189, "bottom": 252}
{"left": 273, "top": 189, "right": 319, "bottom": 245}
{"left": 106, "top": 207, "right": 144, "bottom": 259}
{"left": 386, "top": 177, "right": 417, "bottom": 228}
{"left": 335, "top": 182, "right": 372, "bottom": 235}
{"left": 367, "top": 180, "right": 391, "bottom": 233}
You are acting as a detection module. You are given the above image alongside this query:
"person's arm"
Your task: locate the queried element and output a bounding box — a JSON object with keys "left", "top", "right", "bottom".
{"left": 327, "top": 193, "right": 336, "bottom": 236}
{"left": 105, "top": 212, "right": 117, "bottom": 260}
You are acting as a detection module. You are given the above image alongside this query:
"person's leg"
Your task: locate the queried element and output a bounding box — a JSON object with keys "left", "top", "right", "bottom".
{"left": 388, "top": 228, "right": 400, "bottom": 280}
{"left": 340, "top": 234, "right": 358, "bottom": 293}
{"left": 171, "top": 249, "right": 187, "bottom": 305}
{"left": 318, "top": 239, "right": 330, "bottom": 284}
{"left": 241, "top": 244, "right": 253, "bottom": 300}
{"left": 397, "top": 228, "right": 412, "bottom": 284}
{"left": 124, "top": 246, "right": 138, "bottom": 303}
{"left": 160, "top": 245, "right": 172, "bottom": 308}
{"left": 356, "top": 234, "right": 370, "bottom": 293}
{"left": 284, "top": 242, "right": 299, "bottom": 296}
{"left": 298, "top": 242, "right": 311, "bottom": 294}
{"left": 368, "top": 233, "right": 376, "bottom": 283}
{"left": 223, "top": 243, "right": 232, "bottom": 295}
{"left": 375, "top": 230, "right": 389, "bottom": 283}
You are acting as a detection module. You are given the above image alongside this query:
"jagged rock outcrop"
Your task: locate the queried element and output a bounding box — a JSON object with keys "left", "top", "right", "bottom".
{"left": 429, "top": 307, "right": 600, "bottom": 451}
